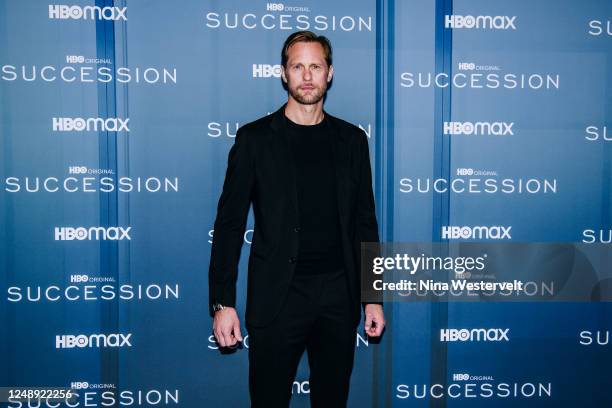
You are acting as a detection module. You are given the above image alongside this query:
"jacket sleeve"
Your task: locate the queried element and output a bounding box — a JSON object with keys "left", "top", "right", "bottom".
{"left": 355, "top": 129, "right": 383, "bottom": 310}
{"left": 208, "top": 127, "right": 254, "bottom": 317}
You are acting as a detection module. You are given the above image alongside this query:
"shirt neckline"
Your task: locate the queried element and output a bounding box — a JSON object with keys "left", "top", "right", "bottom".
{"left": 284, "top": 113, "right": 327, "bottom": 130}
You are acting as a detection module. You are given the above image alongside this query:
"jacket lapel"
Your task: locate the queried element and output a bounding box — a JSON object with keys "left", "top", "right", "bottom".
{"left": 326, "top": 112, "right": 350, "bottom": 231}
{"left": 270, "top": 105, "right": 300, "bottom": 219}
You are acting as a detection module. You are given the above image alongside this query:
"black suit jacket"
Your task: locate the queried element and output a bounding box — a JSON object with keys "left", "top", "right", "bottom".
{"left": 209, "top": 104, "right": 381, "bottom": 328}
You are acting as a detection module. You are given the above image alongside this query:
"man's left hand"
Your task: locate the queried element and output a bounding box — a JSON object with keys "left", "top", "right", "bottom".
{"left": 364, "top": 304, "right": 385, "bottom": 337}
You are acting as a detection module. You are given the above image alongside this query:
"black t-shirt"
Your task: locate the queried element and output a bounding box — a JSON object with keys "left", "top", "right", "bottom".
{"left": 285, "top": 114, "right": 344, "bottom": 274}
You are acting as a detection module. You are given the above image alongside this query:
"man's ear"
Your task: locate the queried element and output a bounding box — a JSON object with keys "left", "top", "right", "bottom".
{"left": 281, "top": 65, "right": 287, "bottom": 84}
{"left": 327, "top": 65, "right": 334, "bottom": 83}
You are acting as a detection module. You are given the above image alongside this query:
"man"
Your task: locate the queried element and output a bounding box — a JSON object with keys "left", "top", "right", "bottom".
{"left": 209, "top": 30, "right": 385, "bottom": 407}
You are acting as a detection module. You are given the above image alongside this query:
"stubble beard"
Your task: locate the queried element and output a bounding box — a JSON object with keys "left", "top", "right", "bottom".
{"left": 287, "top": 80, "right": 328, "bottom": 105}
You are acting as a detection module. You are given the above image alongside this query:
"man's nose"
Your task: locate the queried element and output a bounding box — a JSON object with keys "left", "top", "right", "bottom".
{"left": 303, "top": 68, "right": 312, "bottom": 80}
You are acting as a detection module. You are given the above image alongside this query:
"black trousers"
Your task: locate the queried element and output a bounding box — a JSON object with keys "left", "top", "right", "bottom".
{"left": 247, "top": 268, "right": 357, "bottom": 407}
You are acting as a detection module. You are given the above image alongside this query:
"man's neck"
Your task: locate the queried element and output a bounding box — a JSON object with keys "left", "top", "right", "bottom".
{"left": 284, "top": 98, "right": 325, "bottom": 125}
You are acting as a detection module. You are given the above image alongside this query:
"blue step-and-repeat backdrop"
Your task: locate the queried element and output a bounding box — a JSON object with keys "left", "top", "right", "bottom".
{"left": 1, "top": 0, "right": 611, "bottom": 407}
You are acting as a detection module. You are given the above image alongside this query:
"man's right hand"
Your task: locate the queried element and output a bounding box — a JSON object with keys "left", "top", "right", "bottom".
{"left": 213, "top": 307, "right": 243, "bottom": 348}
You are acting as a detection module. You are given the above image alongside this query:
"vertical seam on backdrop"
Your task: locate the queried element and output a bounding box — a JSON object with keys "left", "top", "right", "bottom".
{"left": 430, "top": 1, "right": 453, "bottom": 407}
{"left": 376, "top": 0, "right": 395, "bottom": 407}
{"left": 95, "top": 0, "right": 121, "bottom": 390}
{"left": 0, "top": 0, "right": 16, "bottom": 381}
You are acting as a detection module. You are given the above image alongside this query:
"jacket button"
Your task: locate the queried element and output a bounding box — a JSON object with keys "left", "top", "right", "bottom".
{"left": 289, "top": 257, "right": 296, "bottom": 263}
{"left": 294, "top": 227, "right": 300, "bottom": 232}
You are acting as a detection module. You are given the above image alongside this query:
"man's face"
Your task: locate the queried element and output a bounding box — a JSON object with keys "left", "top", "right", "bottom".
{"left": 282, "top": 42, "right": 334, "bottom": 105}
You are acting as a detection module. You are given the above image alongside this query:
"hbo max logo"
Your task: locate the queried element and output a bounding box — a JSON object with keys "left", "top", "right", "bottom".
{"left": 444, "top": 121, "right": 514, "bottom": 136}
{"left": 52, "top": 117, "right": 130, "bottom": 132}
{"left": 292, "top": 381, "right": 310, "bottom": 394}
{"left": 56, "top": 333, "right": 132, "bottom": 349}
{"left": 440, "top": 328, "right": 510, "bottom": 342}
{"left": 445, "top": 15, "right": 516, "bottom": 30}
{"left": 253, "top": 64, "right": 282, "bottom": 78}
{"left": 54, "top": 227, "right": 132, "bottom": 241}
{"left": 442, "top": 226, "right": 512, "bottom": 240}
{"left": 48, "top": 5, "right": 127, "bottom": 21}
